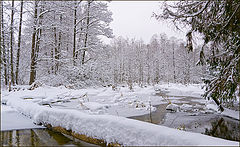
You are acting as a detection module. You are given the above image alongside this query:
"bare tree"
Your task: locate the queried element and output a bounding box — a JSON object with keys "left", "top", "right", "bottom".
{"left": 0, "top": 0, "right": 2, "bottom": 97}
{"left": 82, "top": 1, "right": 91, "bottom": 65}
{"left": 1, "top": 2, "right": 7, "bottom": 86}
{"left": 73, "top": 1, "right": 77, "bottom": 66}
{"left": 15, "top": 0, "right": 24, "bottom": 85}
{"left": 10, "top": 0, "right": 15, "bottom": 86}
{"left": 29, "top": 1, "right": 39, "bottom": 85}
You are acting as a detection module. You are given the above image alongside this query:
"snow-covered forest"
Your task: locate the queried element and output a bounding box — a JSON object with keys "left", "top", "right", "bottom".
{"left": 0, "top": 1, "right": 206, "bottom": 88}
{"left": 0, "top": 1, "right": 239, "bottom": 146}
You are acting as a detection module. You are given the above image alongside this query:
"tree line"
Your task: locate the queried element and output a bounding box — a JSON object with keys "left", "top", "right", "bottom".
{"left": 104, "top": 35, "right": 205, "bottom": 88}
{"left": 1, "top": 0, "right": 238, "bottom": 110}
{"left": 1, "top": 1, "right": 206, "bottom": 89}
{"left": 0, "top": 0, "right": 113, "bottom": 87}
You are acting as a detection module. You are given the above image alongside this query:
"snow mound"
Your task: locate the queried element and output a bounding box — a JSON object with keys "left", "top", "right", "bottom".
{"left": 166, "top": 103, "right": 179, "bottom": 112}
{"left": 155, "top": 83, "right": 204, "bottom": 98}
{"left": 222, "top": 108, "right": 239, "bottom": 120}
{"left": 206, "top": 102, "right": 239, "bottom": 120}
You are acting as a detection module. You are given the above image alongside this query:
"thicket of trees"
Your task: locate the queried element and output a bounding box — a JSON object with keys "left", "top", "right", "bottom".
{"left": 155, "top": 0, "right": 240, "bottom": 110}
{"left": 0, "top": 1, "right": 113, "bottom": 88}
{"left": 105, "top": 35, "right": 205, "bottom": 88}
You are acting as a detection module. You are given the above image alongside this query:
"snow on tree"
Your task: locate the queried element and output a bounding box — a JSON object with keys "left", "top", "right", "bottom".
{"left": 1, "top": 1, "right": 205, "bottom": 90}
{"left": 154, "top": 1, "right": 240, "bottom": 111}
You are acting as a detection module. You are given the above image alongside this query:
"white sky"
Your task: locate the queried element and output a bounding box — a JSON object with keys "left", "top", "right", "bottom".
{"left": 102, "top": 1, "right": 188, "bottom": 44}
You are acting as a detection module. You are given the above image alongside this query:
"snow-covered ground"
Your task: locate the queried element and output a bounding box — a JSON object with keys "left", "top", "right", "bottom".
{"left": 1, "top": 83, "right": 239, "bottom": 146}
{"left": 2, "top": 85, "right": 161, "bottom": 117}
{"left": 154, "top": 83, "right": 204, "bottom": 98}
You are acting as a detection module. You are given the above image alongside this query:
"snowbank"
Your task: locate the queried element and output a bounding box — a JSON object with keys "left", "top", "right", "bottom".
{"left": 155, "top": 83, "right": 204, "bottom": 98}
{"left": 4, "top": 96, "right": 238, "bottom": 146}
{"left": 206, "top": 103, "right": 239, "bottom": 120}
{"left": 166, "top": 103, "right": 179, "bottom": 112}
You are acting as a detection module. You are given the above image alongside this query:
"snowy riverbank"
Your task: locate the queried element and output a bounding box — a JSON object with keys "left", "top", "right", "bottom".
{"left": 1, "top": 83, "right": 239, "bottom": 145}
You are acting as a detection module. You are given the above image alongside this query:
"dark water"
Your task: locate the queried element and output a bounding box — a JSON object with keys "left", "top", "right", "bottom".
{"left": 129, "top": 103, "right": 168, "bottom": 124}
{"left": 129, "top": 92, "right": 240, "bottom": 142}
{"left": 204, "top": 117, "right": 240, "bottom": 141}
{"left": 0, "top": 129, "right": 99, "bottom": 146}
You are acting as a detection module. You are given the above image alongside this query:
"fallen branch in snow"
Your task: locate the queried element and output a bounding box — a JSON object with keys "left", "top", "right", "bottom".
{"left": 28, "top": 81, "right": 43, "bottom": 90}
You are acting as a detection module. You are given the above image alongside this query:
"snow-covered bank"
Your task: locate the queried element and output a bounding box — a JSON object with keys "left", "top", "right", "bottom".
{"left": 155, "top": 83, "right": 204, "bottom": 98}
{"left": 2, "top": 83, "right": 239, "bottom": 120}
{"left": 2, "top": 85, "right": 161, "bottom": 117}
{"left": 206, "top": 102, "right": 239, "bottom": 120}
{"left": 1, "top": 105, "right": 45, "bottom": 131}
{"left": 2, "top": 83, "right": 239, "bottom": 145}
{"left": 3, "top": 95, "right": 238, "bottom": 146}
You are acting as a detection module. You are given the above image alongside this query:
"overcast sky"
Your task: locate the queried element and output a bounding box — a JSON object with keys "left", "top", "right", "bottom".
{"left": 102, "top": 1, "right": 188, "bottom": 44}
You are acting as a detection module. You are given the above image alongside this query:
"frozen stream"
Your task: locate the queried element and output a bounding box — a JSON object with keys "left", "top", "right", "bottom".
{"left": 1, "top": 84, "right": 239, "bottom": 145}
{"left": 129, "top": 92, "right": 240, "bottom": 142}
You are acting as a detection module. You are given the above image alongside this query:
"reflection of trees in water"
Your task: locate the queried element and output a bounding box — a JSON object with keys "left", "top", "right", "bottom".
{"left": 9, "top": 131, "right": 12, "bottom": 146}
{"left": 47, "top": 129, "right": 72, "bottom": 145}
{"left": 16, "top": 130, "right": 20, "bottom": 146}
{"left": 205, "top": 118, "right": 240, "bottom": 141}
{"left": 0, "top": 129, "right": 89, "bottom": 146}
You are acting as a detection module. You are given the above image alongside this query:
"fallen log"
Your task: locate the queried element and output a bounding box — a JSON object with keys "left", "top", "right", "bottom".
{"left": 45, "top": 124, "right": 121, "bottom": 147}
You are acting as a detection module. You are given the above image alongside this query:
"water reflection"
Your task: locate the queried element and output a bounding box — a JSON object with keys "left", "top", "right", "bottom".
{"left": 0, "top": 129, "right": 99, "bottom": 146}
{"left": 204, "top": 117, "right": 240, "bottom": 141}
{"left": 128, "top": 96, "right": 239, "bottom": 142}
{"left": 129, "top": 104, "right": 169, "bottom": 124}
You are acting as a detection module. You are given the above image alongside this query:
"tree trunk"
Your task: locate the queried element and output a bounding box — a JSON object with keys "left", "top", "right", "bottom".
{"left": 29, "top": 1, "right": 38, "bottom": 85}
{"left": 82, "top": 1, "right": 91, "bottom": 65}
{"left": 172, "top": 42, "right": 176, "bottom": 83}
{"left": 51, "top": 47, "right": 54, "bottom": 73}
{"left": 1, "top": 3, "right": 7, "bottom": 85}
{"left": 53, "top": 12, "right": 59, "bottom": 74}
{"left": 15, "top": 0, "right": 23, "bottom": 85}
{"left": 10, "top": 0, "right": 15, "bottom": 86}
{"left": 54, "top": 26, "right": 58, "bottom": 73}
{"left": 56, "top": 14, "right": 62, "bottom": 73}
{"left": 35, "top": 25, "right": 41, "bottom": 67}
{"left": 147, "top": 46, "right": 150, "bottom": 85}
{"left": 35, "top": 1, "right": 43, "bottom": 74}
{"left": 0, "top": 0, "right": 2, "bottom": 97}
{"left": 73, "top": 1, "right": 77, "bottom": 66}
